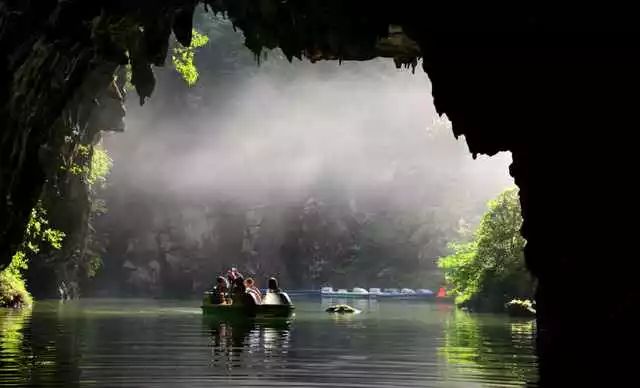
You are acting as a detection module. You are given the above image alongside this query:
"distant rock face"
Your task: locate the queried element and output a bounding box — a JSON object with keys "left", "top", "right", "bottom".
{"left": 95, "top": 187, "right": 456, "bottom": 297}
{"left": 94, "top": 198, "right": 302, "bottom": 294}
{"left": 104, "top": 203, "right": 225, "bottom": 295}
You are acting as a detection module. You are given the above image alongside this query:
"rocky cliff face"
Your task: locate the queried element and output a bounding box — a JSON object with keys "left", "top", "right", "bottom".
{"left": 93, "top": 198, "right": 231, "bottom": 296}
{"left": 93, "top": 193, "right": 449, "bottom": 296}
{"left": 0, "top": 1, "right": 194, "bottom": 267}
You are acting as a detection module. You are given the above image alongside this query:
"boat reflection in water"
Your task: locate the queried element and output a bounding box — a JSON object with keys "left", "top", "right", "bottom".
{"left": 203, "top": 316, "right": 292, "bottom": 371}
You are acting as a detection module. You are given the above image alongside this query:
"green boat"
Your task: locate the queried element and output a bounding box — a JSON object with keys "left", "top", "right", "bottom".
{"left": 201, "top": 292, "right": 294, "bottom": 318}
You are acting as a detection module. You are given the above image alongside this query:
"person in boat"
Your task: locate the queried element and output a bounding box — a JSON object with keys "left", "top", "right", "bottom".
{"left": 210, "top": 276, "right": 229, "bottom": 305}
{"left": 262, "top": 277, "right": 292, "bottom": 306}
{"left": 228, "top": 275, "right": 262, "bottom": 308}
{"left": 244, "top": 277, "right": 263, "bottom": 304}
{"left": 227, "top": 267, "right": 243, "bottom": 295}
{"left": 230, "top": 276, "right": 248, "bottom": 305}
{"left": 227, "top": 267, "right": 242, "bottom": 282}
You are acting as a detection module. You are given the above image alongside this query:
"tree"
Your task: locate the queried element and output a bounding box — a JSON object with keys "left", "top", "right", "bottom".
{"left": 438, "top": 188, "right": 532, "bottom": 311}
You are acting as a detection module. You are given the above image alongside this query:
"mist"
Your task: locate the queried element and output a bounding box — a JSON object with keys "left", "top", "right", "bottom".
{"left": 95, "top": 17, "right": 513, "bottom": 294}
{"left": 106, "top": 59, "right": 511, "bottom": 203}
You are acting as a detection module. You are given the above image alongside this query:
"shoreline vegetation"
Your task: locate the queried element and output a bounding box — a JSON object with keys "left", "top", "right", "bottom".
{"left": 1, "top": 204, "right": 64, "bottom": 308}
{"left": 439, "top": 188, "right": 534, "bottom": 314}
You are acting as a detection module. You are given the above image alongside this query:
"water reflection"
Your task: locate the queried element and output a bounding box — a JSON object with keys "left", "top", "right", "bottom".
{"left": 1, "top": 304, "right": 86, "bottom": 387}
{"left": 0, "top": 308, "right": 32, "bottom": 384}
{"left": 203, "top": 316, "right": 291, "bottom": 372}
{"left": 0, "top": 300, "right": 537, "bottom": 387}
{"left": 439, "top": 309, "right": 537, "bottom": 385}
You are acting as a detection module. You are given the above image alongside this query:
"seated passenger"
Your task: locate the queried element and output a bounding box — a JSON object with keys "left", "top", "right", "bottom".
{"left": 227, "top": 267, "right": 243, "bottom": 285}
{"left": 244, "top": 277, "right": 263, "bottom": 304}
{"left": 262, "top": 277, "right": 292, "bottom": 306}
{"left": 231, "top": 276, "right": 246, "bottom": 305}
{"left": 210, "top": 276, "right": 228, "bottom": 304}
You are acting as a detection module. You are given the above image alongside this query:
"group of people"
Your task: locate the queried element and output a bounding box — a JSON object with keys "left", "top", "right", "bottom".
{"left": 209, "top": 268, "right": 291, "bottom": 307}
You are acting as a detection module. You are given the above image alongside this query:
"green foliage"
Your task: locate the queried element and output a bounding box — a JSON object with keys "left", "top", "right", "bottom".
{"left": 66, "top": 144, "right": 89, "bottom": 176}
{"left": 84, "top": 145, "right": 112, "bottom": 278}
{"left": 14, "top": 204, "right": 65, "bottom": 262}
{"left": 438, "top": 188, "right": 531, "bottom": 310}
{"left": 88, "top": 145, "right": 113, "bottom": 187}
{"left": 67, "top": 145, "right": 112, "bottom": 187}
{"left": 1, "top": 204, "right": 65, "bottom": 307}
{"left": 171, "top": 30, "right": 209, "bottom": 86}
{"left": 438, "top": 241, "right": 480, "bottom": 304}
{"left": 0, "top": 271, "right": 32, "bottom": 308}
{"left": 60, "top": 143, "right": 111, "bottom": 286}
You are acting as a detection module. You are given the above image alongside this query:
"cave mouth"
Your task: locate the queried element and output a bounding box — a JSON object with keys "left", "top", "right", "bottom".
{"left": 95, "top": 27, "right": 517, "bottom": 298}
{"left": 1, "top": 2, "right": 637, "bottom": 384}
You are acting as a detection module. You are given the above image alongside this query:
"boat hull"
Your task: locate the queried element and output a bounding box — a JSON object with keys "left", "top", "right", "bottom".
{"left": 321, "top": 293, "right": 375, "bottom": 299}
{"left": 201, "top": 303, "right": 294, "bottom": 318}
{"left": 377, "top": 293, "right": 434, "bottom": 300}
{"left": 321, "top": 292, "right": 437, "bottom": 299}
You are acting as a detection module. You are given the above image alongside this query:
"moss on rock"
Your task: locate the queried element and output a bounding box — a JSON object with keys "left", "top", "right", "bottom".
{"left": 325, "top": 304, "right": 359, "bottom": 314}
{"left": 505, "top": 299, "right": 536, "bottom": 318}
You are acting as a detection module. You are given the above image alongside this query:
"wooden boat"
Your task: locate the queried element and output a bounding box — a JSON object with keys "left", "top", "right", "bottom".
{"left": 201, "top": 292, "right": 294, "bottom": 318}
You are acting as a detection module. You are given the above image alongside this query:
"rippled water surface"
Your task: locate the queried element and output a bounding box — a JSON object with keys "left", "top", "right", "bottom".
{"left": 0, "top": 298, "right": 537, "bottom": 387}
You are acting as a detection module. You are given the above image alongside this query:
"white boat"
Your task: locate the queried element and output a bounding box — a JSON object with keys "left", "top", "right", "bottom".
{"left": 320, "top": 286, "right": 434, "bottom": 299}
{"left": 377, "top": 288, "right": 434, "bottom": 299}
{"left": 321, "top": 287, "right": 376, "bottom": 299}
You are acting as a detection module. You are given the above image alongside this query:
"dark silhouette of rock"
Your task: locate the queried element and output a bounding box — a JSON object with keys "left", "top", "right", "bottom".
{"left": 506, "top": 299, "right": 536, "bottom": 318}
{"left": 0, "top": 2, "right": 636, "bottom": 384}
{"left": 325, "top": 304, "right": 358, "bottom": 314}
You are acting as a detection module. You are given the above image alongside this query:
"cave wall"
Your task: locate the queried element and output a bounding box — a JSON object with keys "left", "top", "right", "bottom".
{"left": 414, "top": 41, "right": 637, "bottom": 385}
{"left": 0, "top": 0, "right": 195, "bottom": 268}
{"left": 1, "top": 1, "right": 637, "bottom": 384}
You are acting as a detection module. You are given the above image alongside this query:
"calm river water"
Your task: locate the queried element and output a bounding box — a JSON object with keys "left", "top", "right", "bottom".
{"left": 0, "top": 298, "right": 537, "bottom": 387}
